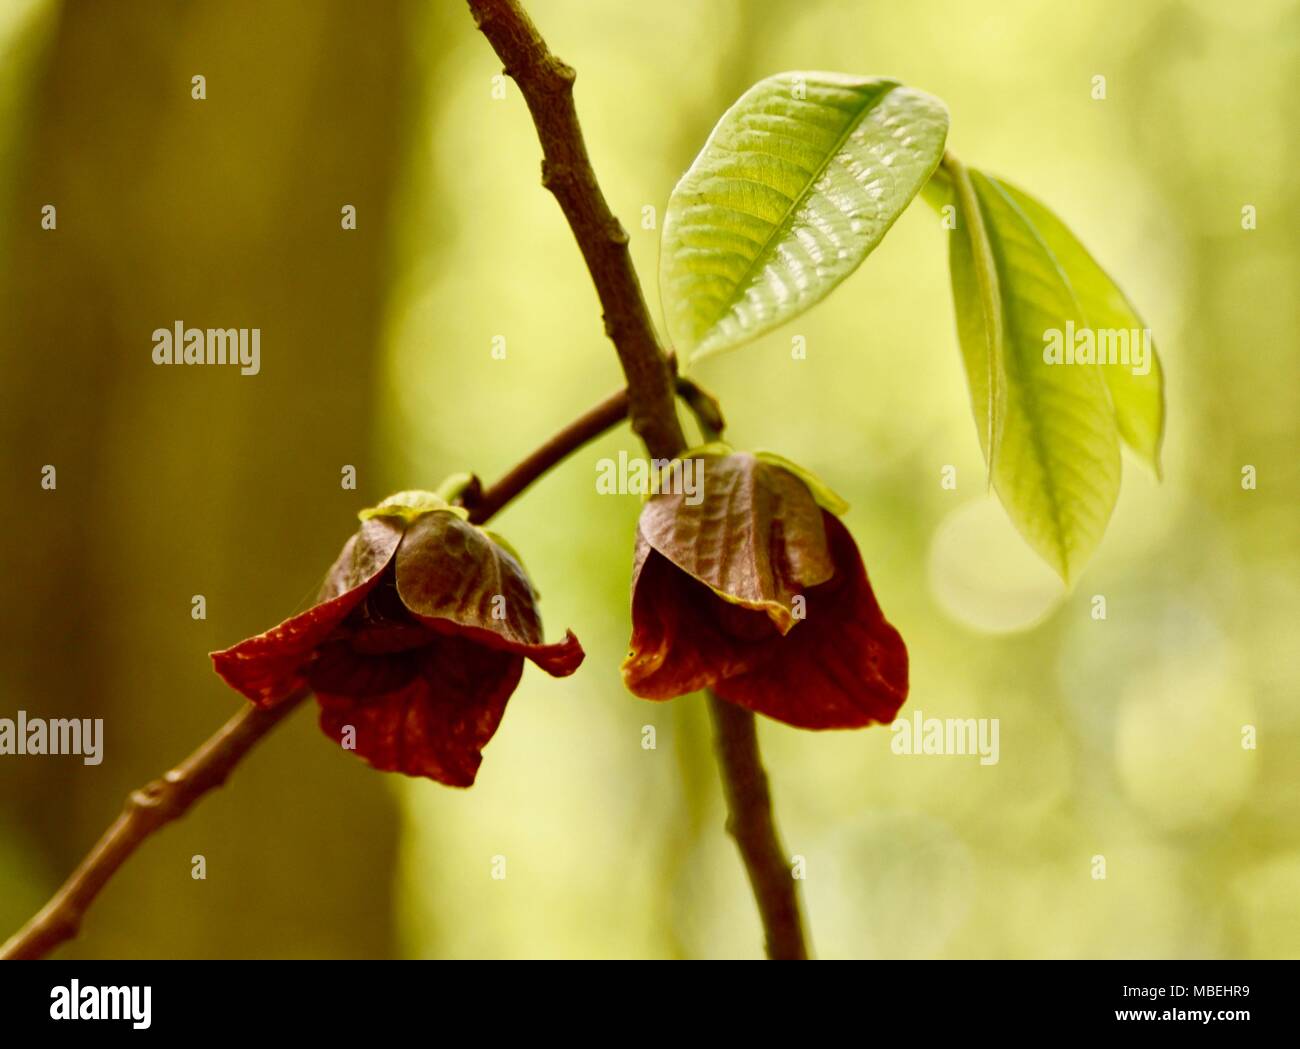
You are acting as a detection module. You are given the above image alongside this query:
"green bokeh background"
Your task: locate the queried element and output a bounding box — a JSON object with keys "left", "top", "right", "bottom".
{"left": 1, "top": 0, "right": 1295, "bottom": 959}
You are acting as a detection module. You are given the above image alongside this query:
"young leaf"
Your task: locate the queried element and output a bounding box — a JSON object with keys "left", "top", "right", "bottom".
{"left": 992, "top": 178, "right": 1166, "bottom": 476}
{"left": 943, "top": 155, "right": 1006, "bottom": 481}
{"left": 661, "top": 72, "right": 948, "bottom": 362}
{"left": 948, "top": 170, "right": 1121, "bottom": 584}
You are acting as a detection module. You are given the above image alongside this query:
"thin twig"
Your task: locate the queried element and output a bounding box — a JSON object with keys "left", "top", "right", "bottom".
{"left": 707, "top": 696, "right": 809, "bottom": 960}
{"left": 470, "top": 0, "right": 809, "bottom": 959}
{"left": 679, "top": 377, "right": 811, "bottom": 961}
{"left": 463, "top": 386, "right": 628, "bottom": 523}
{"left": 2, "top": 697, "right": 305, "bottom": 960}
{"left": 461, "top": 378, "right": 721, "bottom": 521}
{"left": 1, "top": 384, "right": 638, "bottom": 961}
{"left": 461, "top": 371, "right": 742, "bottom": 522}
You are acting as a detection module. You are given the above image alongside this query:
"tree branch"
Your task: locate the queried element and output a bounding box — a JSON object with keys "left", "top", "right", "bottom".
{"left": 467, "top": 0, "right": 685, "bottom": 461}
{"left": 1, "top": 382, "right": 639, "bottom": 961}
{"left": 469, "top": 1, "right": 808, "bottom": 958}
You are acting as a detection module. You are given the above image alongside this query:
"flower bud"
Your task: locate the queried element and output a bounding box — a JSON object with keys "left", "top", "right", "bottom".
{"left": 622, "top": 451, "right": 907, "bottom": 729}
{"left": 213, "top": 492, "right": 583, "bottom": 786}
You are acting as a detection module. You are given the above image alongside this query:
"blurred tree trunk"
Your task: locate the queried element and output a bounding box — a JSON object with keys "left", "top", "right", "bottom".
{"left": 0, "top": 0, "right": 430, "bottom": 957}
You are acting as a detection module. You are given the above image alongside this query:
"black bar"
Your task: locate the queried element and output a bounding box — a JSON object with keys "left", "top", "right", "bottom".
{"left": 0, "top": 960, "right": 1289, "bottom": 1036}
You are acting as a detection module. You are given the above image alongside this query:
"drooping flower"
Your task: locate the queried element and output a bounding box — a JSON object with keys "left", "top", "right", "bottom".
{"left": 621, "top": 450, "right": 907, "bottom": 729}
{"left": 212, "top": 491, "right": 583, "bottom": 786}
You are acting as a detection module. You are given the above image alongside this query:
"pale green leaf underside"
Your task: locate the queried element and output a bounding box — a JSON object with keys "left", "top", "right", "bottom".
{"left": 949, "top": 171, "right": 1121, "bottom": 584}
{"left": 660, "top": 71, "right": 949, "bottom": 362}
{"left": 994, "top": 178, "right": 1166, "bottom": 476}
{"left": 943, "top": 155, "right": 1006, "bottom": 482}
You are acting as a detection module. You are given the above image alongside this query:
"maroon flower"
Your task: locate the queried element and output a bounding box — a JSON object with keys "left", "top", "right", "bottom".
{"left": 212, "top": 492, "right": 583, "bottom": 786}
{"left": 621, "top": 451, "right": 907, "bottom": 729}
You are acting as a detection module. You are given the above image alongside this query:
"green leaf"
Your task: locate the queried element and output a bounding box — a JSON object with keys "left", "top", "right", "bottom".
{"left": 993, "top": 178, "right": 1166, "bottom": 476}
{"left": 661, "top": 72, "right": 949, "bottom": 362}
{"left": 942, "top": 155, "right": 1006, "bottom": 481}
{"left": 948, "top": 169, "right": 1122, "bottom": 585}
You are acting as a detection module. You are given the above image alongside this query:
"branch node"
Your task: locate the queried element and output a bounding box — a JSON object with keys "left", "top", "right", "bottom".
{"left": 130, "top": 783, "right": 164, "bottom": 811}
{"left": 540, "top": 159, "right": 576, "bottom": 190}
{"left": 547, "top": 58, "right": 576, "bottom": 88}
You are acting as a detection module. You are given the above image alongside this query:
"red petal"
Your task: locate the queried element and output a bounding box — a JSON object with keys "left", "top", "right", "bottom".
{"left": 305, "top": 640, "right": 425, "bottom": 697}
{"left": 520, "top": 629, "right": 585, "bottom": 676}
{"left": 210, "top": 518, "right": 404, "bottom": 706}
{"left": 622, "top": 532, "right": 777, "bottom": 699}
{"left": 418, "top": 618, "right": 586, "bottom": 678}
{"left": 315, "top": 635, "right": 523, "bottom": 786}
{"left": 713, "top": 513, "right": 909, "bottom": 728}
